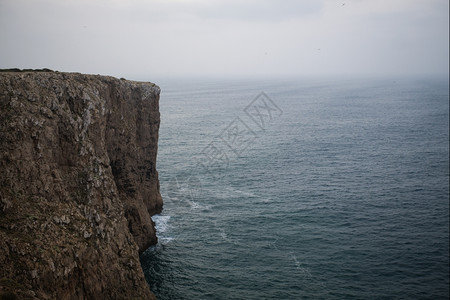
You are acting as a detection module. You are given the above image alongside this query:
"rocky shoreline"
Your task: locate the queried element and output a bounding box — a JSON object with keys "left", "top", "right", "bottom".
{"left": 0, "top": 71, "right": 162, "bottom": 299}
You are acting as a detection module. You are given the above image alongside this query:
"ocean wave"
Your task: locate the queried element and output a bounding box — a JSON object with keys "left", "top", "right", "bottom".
{"left": 213, "top": 186, "right": 260, "bottom": 199}
{"left": 159, "top": 237, "right": 174, "bottom": 245}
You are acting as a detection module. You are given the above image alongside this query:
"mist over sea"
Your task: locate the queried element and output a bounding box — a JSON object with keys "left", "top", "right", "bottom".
{"left": 140, "top": 77, "right": 449, "bottom": 299}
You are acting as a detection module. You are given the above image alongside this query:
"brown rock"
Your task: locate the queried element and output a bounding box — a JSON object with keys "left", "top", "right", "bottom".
{"left": 0, "top": 72, "right": 162, "bottom": 299}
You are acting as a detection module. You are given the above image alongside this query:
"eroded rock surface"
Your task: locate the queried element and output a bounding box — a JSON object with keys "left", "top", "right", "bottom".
{"left": 0, "top": 72, "right": 162, "bottom": 299}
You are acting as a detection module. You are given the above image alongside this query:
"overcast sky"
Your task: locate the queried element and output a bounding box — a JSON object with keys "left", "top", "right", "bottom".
{"left": 0, "top": 0, "right": 448, "bottom": 79}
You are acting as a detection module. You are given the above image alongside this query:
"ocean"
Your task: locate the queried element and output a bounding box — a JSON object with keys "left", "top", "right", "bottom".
{"left": 140, "top": 77, "right": 449, "bottom": 299}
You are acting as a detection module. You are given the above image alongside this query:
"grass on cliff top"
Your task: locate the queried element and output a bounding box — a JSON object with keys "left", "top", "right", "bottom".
{"left": 0, "top": 68, "right": 54, "bottom": 73}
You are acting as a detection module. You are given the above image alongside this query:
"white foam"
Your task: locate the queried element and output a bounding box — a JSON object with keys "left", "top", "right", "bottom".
{"left": 190, "top": 201, "right": 212, "bottom": 210}
{"left": 152, "top": 214, "right": 171, "bottom": 234}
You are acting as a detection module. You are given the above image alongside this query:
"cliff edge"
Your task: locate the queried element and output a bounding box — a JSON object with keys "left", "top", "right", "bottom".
{"left": 0, "top": 71, "right": 162, "bottom": 299}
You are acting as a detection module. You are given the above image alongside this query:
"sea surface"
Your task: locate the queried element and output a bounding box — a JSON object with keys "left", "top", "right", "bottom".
{"left": 140, "top": 77, "right": 449, "bottom": 299}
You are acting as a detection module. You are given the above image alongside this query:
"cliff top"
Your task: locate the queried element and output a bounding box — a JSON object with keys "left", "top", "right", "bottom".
{"left": 0, "top": 69, "right": 159, "bottom": 89}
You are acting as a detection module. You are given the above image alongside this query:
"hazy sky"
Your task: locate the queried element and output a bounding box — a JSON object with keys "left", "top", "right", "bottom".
{"left": 0, "top": 0, "right": 448, "bottom": 79}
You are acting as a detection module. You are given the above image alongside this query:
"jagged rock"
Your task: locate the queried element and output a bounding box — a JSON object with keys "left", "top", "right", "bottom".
{"left": 0, "top": 72, "right": 162, "bottom": 299}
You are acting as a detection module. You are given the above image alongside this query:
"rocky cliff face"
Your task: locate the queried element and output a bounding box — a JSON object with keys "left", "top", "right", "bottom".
{"left": 0, "top": 71, "right": 162, "bottom": 299}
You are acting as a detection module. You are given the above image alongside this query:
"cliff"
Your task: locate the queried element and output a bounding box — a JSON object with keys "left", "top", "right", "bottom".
{"left": 0, "top": 71, "right": 162, "bottom": 299}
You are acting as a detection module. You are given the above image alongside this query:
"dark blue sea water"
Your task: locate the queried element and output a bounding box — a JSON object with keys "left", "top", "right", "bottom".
{"left": 140, "top": 77, "right": 449, "bottom": 300}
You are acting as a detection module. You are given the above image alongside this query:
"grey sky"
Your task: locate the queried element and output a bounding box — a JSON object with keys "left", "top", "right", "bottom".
{"left": 0, "top": 0, "right": 448, "bottom": 79}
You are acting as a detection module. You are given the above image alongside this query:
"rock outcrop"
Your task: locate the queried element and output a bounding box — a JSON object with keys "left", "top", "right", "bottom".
{"left": 0, "top": 71, "right": 162, "bottom": 299}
